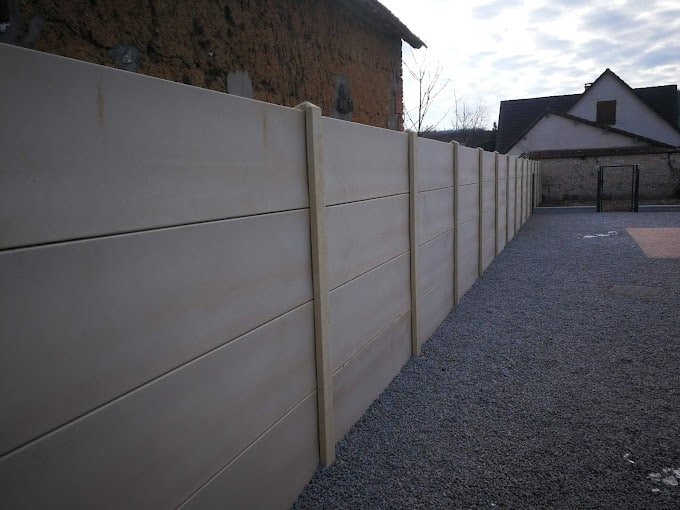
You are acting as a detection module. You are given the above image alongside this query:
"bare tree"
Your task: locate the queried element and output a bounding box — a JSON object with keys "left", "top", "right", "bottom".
{"left": 403, "top": 51, "right": 450, "bottom": 133}
{"left": 452, "top": 90, "right": 488, "bottom": 132}
{"left": 448, "top": 91, "right": 490, "bottom": 146}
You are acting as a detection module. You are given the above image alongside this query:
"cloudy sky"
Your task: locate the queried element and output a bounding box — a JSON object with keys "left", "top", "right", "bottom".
{"left": 380, "top": 0, "right": 680, "bottom": 130}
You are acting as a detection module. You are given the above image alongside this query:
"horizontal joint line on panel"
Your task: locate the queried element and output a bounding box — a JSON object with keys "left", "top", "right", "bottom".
{"left": 417, "top": 227, "right": 453, "bottom": 248}
{"left": 418, "top": 184, "right": 454, "bottom": 194}
{"left": 458, "top": 217, "right": 479, "bottom": 226}
{"left": 0, "top": 207, "right": 310, "bottom": 253}
{"left": 329, "top": 249, "right": 409, "bottom": 293}
{"left": 420, "top": 274, "right": 451, "bottom": 303}
{"left": 327, "top": 191, "right": 409, "bottom": 208}
{"left": 177, "top": 389, "right": 317, "bottom": 509}
{"left": 418, "top": 266, "right": 455, "bottom": 301}
{"left": 332, "top": 306, "right": 411, "bottom": 377}
{"left": 0, "top": 299, "right": 313, "bottom": 462}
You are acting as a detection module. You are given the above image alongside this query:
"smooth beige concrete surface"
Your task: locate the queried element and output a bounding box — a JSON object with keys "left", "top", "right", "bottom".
{"left": 458, "top": 145, "right": 480, "bottom": 186}
{"left": 299, "top": 102, "right": 334, "bottom": 466}
{"left": 481, "top": 210, "right": 495, "bottom": 272}
{"left": 458, "top": 218, "right": 479, "bottom": 265}
{"left": 322, "top": 117, "right": 408, "bottom": 206}
{"left": 418, "top": 273, "right": 454, "bottom": 344}
{"left": 333, "top": 310, "right": 411, "bottom": 442}
{"left": 508, "top": 176, "right": 516, "bottom": 241}
{"left": 498, "top": 176, "right": 508, "bottom": 249}
{"left": 457, "top": 252, "right": 478, "bottom": 299}
{"left": 180, "top": 393, "right": 319, "bottom": 510}
{"left": 481, "top": 238, "right": 495, "bottom": 271}
{"left": 327, "top": 194, "right": 409, "bottom": 290}
{"left": 482, "top": 180, "right": 495, "bottom": 212}
{"left": 417, "top": 229, "right": 454, "bottom": 297}
{"left": 515, "top": 164, "right": 522, "bottom": 232}
{"left": 458, "top": 184, "right": 480, "bottom": 224}
{"left": 457, "top": 218, "right": 479, "bottom": 298}
{"left": 481, "top": 151, "right": 496, "bottom": 182}
{"left": 0, "top": 304, "right": 316, "bottom": 509}
{"left": 0, "top": 210, "right": 312, "bottom": 455}
{"left": 416, "top": 137, "right": 454, "bottom": 191}
{"left": 0, "top": 44, "right": 308, "bottom": 250}
{"left": 508, "top": 158, "right": 516, "bottom": 180}
{"left": 417, "top": 187, "right": 454, "bottom": 246}
{"left": 329, "top": 252, "right": 410, "bottom": 372}
{"left": 408, "top": 132, "right": 420, "bottom": 356}
{"left": 520, "top": 163, "right": 527, "bottom": 226}
{"left": 482, "top": 205, "right": 495, "bottom": 236}
{"left": 497, "top": 156, "right": 508, "bottom": 181}
{"left": 498, "top": 180, "right": 508, "bottom": 207}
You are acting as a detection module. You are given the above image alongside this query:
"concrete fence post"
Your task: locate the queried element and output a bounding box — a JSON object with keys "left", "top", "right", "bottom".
{"left": 477, "top": 148, "right": 484, "bottom": 277}
{"left": 515, "top": 159, "right": 520, "bottom": 234}
{"left": 528, "top": 161, "right": 532, "bottom": 218}
{"left": 520, "top": 159, "right": 525, "bottom": 225}
{"left": 494, "top": 151, "right": 500, "bottom": 256}
{"left": 538, "top": 162, "right": 543, "bottom": 205}
{"left": 297, "top": 102, "right": 335, "bottom": 466}
{"left": 505, "top": 155, "right": 511, "bottom": 244}
{"left": 408, "top": 132, "right": 420, "bottom": 356}
{"left": 453, "top": 141, "right": 461, "bottom": 305}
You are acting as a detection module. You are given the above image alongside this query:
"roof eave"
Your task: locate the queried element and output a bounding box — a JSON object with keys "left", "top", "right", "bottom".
{"left": 340, "top": 0, "right": 426, "bottom": 48}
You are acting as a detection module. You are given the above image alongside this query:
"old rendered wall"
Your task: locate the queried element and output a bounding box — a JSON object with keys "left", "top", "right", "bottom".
{"left": 1, "top": 0, "right": 403, "bottom": 129}
{"left": 0, "top": 44, "right": 537, "bottom": 509}
{"left": 540, "top": 152, "right": 680, "bottom": 204}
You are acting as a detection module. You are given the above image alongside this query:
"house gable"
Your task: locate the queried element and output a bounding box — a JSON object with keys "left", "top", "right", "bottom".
{"left": 496, "top": 93, "right": 581, "bottom": 153}
{"left": 567, "top": 70, "right": 680, "bottom": 147}
{"left": 507, "top": 111, "right": 655, "bottom": 156}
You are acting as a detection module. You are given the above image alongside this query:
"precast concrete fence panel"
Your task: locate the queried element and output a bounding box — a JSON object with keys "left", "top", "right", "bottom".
{"left": 480, "top": 150, "right": 497, "bottom": 273}
{"left": 507, "top": 156, "right": 517, "bottom": 242}
{"left": 496, "top": 155, "right": 509, "bottom": 254}
{"left": 415, "top": 137, "right": 455, "bottom": 346}
{"left": 455, "top": 145, "right": 481, "bottom": 300}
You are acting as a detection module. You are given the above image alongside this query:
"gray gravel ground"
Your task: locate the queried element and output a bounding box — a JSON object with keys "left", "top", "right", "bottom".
{"left": 293, "top": 212, "right": 680, "bottom": 510}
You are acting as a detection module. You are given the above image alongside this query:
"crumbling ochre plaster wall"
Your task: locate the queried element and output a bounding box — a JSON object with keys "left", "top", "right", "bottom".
{"left": 2, "top": 0, "right": 403, "bottom": 129}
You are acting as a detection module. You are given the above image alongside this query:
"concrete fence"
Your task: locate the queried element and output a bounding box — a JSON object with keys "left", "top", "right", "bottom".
{"left": 0, "top": 43, "right": 539, "bottom": 510}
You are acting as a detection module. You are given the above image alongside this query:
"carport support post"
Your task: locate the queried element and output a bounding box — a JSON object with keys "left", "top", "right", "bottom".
{"left": 408, "top": 131, "right": 421, "bottom": 356}
{"left": 298, "top": 102, "right": 335, "bottom": 466}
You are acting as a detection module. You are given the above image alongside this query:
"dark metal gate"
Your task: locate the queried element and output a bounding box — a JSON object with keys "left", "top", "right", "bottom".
{"left": 596, "top": 165, "right": 640, "bottom": 212}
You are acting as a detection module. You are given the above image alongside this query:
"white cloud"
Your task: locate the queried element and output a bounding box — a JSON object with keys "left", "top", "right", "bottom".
{"left": 380, "top": 0, "right": 680, "bottom": 129}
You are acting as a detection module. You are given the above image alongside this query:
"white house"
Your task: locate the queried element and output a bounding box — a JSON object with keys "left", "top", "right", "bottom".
{"left": 496, "top": 69, "right": 680, "bottom": 156}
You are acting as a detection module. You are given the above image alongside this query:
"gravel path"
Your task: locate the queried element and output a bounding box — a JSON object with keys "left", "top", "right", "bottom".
{"left": 293, "top": 212, "right": 680, "bottom": 510}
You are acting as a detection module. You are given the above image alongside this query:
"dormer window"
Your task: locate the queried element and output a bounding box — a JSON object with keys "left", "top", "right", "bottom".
{"left": 596, "top": 100, "right": 616, "bottom": 124}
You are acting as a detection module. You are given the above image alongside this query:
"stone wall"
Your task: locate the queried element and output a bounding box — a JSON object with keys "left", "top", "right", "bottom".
{"left": 1, "top": 0, "right": 403, "bottom": 129}
{"left": 540, "top": 151, "right": 680, "bottom": 204}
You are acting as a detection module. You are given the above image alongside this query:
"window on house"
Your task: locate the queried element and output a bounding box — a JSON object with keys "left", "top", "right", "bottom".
{"left": 596, "top": 100, "right": 616, "bottom": 124}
